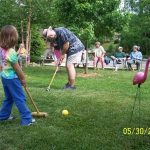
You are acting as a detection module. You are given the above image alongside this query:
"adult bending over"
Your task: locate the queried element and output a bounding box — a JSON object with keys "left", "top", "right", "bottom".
{"left": 43, "top": 27, "right": 85, "bottom": 90}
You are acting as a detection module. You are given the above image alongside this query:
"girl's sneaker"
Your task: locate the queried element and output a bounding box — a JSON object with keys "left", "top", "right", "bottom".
{"left": 0, "top": 115, "right": 16, "bottom": 121}
{"left": 7, "top": 115, "right": 16, "bottom": 120}
{"left": 22, "top": 118, "right": 36, "bottom": 126}
{"left": 27, "top": 118, "right": 36, "bottom": 126}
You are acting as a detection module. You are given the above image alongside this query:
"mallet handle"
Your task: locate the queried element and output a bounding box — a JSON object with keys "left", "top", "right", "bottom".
{"left": 24, "top": 87, "right": 40, "bottom": 113}
{"left": 48, "top": 66, "right": 59, "bottom": 88}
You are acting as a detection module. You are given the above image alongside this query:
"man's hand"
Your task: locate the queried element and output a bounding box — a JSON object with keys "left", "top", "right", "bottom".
{"left": 60, "top": 54, "right": 65, "bottom": 62}
{"left": 62, "top": 42, "right": 69, "bottom": 55}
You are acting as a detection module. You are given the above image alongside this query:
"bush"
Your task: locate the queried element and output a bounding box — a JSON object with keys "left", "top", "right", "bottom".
{"left": 30, "top": 25, "right": 45, "bottom": 62}
{"left": 107, "top": 43, "right": 118, "bottom": 54}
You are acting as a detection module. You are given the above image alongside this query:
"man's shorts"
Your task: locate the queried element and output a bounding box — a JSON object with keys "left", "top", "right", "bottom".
{"left": 67, "top": 51, "right": 83, "bottom": 64}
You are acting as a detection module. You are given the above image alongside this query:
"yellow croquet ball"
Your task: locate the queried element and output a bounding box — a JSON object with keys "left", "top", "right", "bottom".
{"left": 62, "top": 110, "right": 69, "bottom": 116}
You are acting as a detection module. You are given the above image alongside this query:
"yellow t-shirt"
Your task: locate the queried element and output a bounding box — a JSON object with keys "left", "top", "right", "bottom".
{"left": 18, "top": 48, "right": 27, "bottom": 56}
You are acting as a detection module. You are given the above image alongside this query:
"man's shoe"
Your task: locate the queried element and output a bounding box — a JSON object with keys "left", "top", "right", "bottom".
{"left": 63, "top": 83, "right": 70, "bottom": 89}
{"left": 63, "top": 85, "right": 76, "bottom": 90}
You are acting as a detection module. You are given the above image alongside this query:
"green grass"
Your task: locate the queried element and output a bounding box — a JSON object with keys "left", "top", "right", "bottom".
{"left": 0, "top": 66, "right": 150, "bottom": 150}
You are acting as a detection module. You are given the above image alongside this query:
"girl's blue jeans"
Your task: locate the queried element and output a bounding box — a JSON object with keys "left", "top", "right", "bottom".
{"left": 0, "top": 77, "right": 32, "bottom": 125}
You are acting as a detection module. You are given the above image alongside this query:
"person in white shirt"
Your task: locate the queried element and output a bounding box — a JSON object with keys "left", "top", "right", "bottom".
{"left": 93, "top": 41, "right": 106, "bottom": 70}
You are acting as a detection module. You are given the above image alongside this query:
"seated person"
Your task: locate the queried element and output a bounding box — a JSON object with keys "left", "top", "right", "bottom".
{"left": 93, "top": 41, "right": 106, "bottom": 70}
{"left": 127, "top": 45, "right": 143, "bottom": 70}
{"left": 81, "top": 49, "right": 88, "bottom": 67}
{"left": 111, "top": 46, "right": 126, "bottom": 71}
{"left": 104, "top": 55, "right": 111, "bottom": 65}
{"left": 17, "top": 43, "right": 28, "bottom": 67}
{"left": 46, "top": 53, "right": 51, "bottom": 59}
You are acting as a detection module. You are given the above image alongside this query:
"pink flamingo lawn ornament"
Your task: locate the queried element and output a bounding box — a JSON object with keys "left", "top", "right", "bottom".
{"left": 130, "top": 58, "right": 150, "bottom": 124}
{"left": 133, "top": 57, "right": 150, "bottom": 87}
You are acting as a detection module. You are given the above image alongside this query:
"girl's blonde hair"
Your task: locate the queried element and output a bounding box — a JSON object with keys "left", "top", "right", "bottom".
{"left": 95, "top": 41, "right": 100, "bottom": 45}
{"left": 0, "top": 25, "right": 18, "bottom": 49}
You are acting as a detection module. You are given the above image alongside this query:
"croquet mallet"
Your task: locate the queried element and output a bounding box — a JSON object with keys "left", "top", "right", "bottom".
{"left": 24, "top": 86, "right": 48, "bottom": 117}
{"left": 46, "top": 64, "right": 60, "bottom": 91}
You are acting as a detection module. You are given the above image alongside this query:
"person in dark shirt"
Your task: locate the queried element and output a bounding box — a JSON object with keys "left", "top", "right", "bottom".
{"left": 43, "top": 27, "right": 85, "bottom": 90}
{"left": 110, "top": 46, "right": 126, "bottom": 71}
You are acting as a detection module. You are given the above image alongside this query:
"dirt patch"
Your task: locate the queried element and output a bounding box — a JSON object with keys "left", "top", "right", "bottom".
{"left": 77, "top": 73, "right": 98, "bottom": 78}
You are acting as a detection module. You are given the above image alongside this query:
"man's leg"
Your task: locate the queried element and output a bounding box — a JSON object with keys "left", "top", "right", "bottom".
{"left": 110, "top": 56, "right": 116, "bottom": 67}
{"left": 63, "top": 51, "right": 82, "bottom": 89}
{"left": 135, "top": 60, "right": 141, "bottom": 70}
{"left": 66, "top": 63, "right": 76, "bottom": 87}
{"left": 127, "top": 60, "right": 134, "bottom": 70}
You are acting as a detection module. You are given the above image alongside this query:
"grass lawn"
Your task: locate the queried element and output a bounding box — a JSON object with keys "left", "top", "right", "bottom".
{"left": 0, "top": 66, "right": 150, "bottom": 150}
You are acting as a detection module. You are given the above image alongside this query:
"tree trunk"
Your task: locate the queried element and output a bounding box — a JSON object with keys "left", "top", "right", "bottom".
{"left": 25, "top": 0, "right": 32, "bottom": 65}
{"left": 85, "top": 49, "right": 88, "bottom": 74}
{"left": 26, "top": 18, "right": 30, "bottom": 65}
{"left": 84, "top": 41, "right": 88, "bottom": 74}
{"left": 21, "top": 21, "right": 24, "bottom": 45}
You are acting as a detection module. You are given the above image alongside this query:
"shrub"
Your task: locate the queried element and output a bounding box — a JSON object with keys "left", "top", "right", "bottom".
{"left": 30, "top": 25, "right": 45, "bottom": 62}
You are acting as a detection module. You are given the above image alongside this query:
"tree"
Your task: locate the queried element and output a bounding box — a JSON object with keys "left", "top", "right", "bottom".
{"left": 120, "top": 0, "right": 150, "bottom": 55}
{"left": 0, "top": 0, "right": 55, "bottom": 63}
{"left": 30, "top": 25, "right": 45, "bottom": 62}
{"left": 54, "top": 0, "right": 126, "bottom": 45}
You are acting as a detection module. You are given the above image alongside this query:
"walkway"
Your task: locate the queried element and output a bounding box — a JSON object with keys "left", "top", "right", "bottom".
{"left": 43, "top": 59, "right": 147, "bottom": 70}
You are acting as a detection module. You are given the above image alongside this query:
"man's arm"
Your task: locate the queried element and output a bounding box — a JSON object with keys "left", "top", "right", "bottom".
{"left": 61, "top": 42, "right": 69, "bottom": 60}
{"left": 138, "top": 52, "right": 143, "bottom": 60}
{"left": 100, "top": 46, "right": 106, "bottom": 57}
{"left": 62, "top": 42, "right": 69, "bottom": 55}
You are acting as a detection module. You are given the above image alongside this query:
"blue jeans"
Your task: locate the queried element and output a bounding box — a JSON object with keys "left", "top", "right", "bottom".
{"left": 0, "top": 77, "right": 32, "bottom": 125}
{"left": 127, "top": 59, "right": 141, "bottom": 70}
{"left": 18, "top": 55, "right": 27, "bottom": 67}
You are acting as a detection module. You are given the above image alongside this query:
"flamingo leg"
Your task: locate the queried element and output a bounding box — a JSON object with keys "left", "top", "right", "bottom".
{"left": 129, "top": 85, "right": 141, "bottom": 125}
{"left": 138, "top": 87, "right": 141, "bottom": 127}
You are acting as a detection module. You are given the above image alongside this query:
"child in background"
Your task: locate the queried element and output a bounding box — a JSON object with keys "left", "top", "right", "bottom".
{"left": 50, "top": 43, "right": 62, "bottom": 67}
{"left": 81, "top": 49, "right": 87, "bottom": 68}
{"left": 54, "top": 48, "right": 62, "bottom": 66}
{"left": 17, "top": 43, "right": 28, "bottom": 67}
{"left": 46, "top": 52, "right": 51, "bottom": 59}
{"left": 0, "top": 25, "right": 35, "bottom": 126}
{"left": 93, "top": 42, "right": 106, "bottom": 70}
